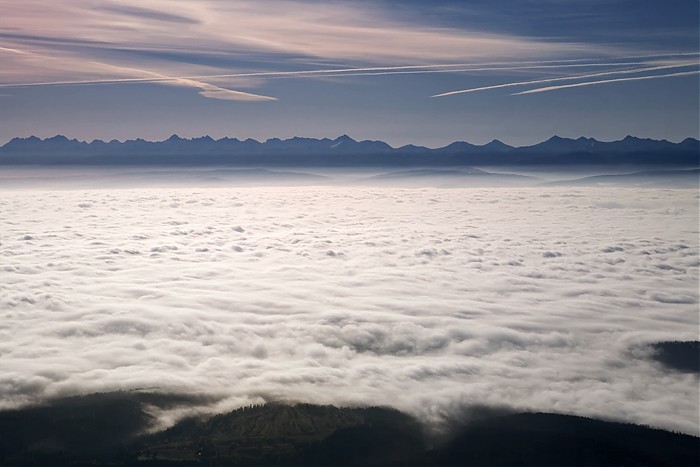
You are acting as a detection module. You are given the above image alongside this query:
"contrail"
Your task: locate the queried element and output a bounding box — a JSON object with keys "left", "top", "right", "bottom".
{"left": 0, "top": 62, "right": 606, "bottom": 89}
{"left": 278, "top": 61, "right": 690, "bottom": 80}
{"left": 512, "top": 70, "right": 700, "bottom": 95}
{"left": 431, "top": 62, "right": 699, "bottom": 97}
{"left": 0, "top": 61, "right": 581, "bottom": 89}
{"left": 0, "top": 61, "right": 682, "bottom": 89}
{"left": 0, "top": 53, "right": 697, "bottom": 89}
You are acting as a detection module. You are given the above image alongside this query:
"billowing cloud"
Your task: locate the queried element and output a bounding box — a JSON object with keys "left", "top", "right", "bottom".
{"left": 0, "top": 181, "right": 697, "bottom": 435}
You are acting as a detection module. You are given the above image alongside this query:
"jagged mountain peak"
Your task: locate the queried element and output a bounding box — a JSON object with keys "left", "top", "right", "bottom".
{"left": 0, "top": 134, "right": 697, "bottom": 166}
{"left": 483, "top": 139, "right": 513, "bottom": 150}
{"left": 334, "top": 134, "right": 356, "bottom": 143}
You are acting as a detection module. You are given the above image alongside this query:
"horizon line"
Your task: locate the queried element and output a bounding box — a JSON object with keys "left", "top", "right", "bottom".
{"left": 2, "top": 133, "right": 698, "bottom": 151}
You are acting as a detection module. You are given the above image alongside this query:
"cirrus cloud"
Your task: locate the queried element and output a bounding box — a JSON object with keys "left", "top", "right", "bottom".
{"left": 0, "top": 0, "right": 603, "bottom": 100}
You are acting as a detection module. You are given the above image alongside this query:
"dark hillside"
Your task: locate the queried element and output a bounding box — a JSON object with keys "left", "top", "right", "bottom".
{"left": 427, "top": 412, "right": 699, "bottom": 466}
{"left": 650, "top": 341, "right": 700, "bottom": 373}
{"left": 0, "top": 393, "right": 697, "bottom": 466}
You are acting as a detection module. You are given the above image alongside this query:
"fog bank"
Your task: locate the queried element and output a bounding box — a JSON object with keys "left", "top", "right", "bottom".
{"left": 1, "top": 185, "right": 697, "bottom": 434}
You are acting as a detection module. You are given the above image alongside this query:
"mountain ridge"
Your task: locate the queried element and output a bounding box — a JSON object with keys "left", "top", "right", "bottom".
{"left": 1, "top": 134, "right": 697, "bottom": 166}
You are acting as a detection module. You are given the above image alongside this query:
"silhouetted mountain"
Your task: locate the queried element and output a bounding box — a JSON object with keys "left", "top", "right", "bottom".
{"left": 0, "top": 134, "right": 697, "bottom": 166}
{"left": 1, "top": 393, "right": 698, "bottom": 466}
{"left": 520, "top": 135, "right": 603, "bottom": 154}
{"left": 509, "top": 135, "right": 700, "bottom": 165}
{"left": 428, "top": 412, "right": 699, "bottom": 467}
{"left": 481, "top": 139, "right": 513, "bottom": 152}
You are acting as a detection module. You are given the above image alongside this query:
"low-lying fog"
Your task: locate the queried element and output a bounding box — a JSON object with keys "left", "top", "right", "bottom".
{"left": 0, "top": 165, "right": 698, "bottom": 189}
{"left": 1, "top": 168, "right": 698, "bottom": 434}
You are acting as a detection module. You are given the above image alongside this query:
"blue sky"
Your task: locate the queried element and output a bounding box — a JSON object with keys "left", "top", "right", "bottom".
{"left": 0, "top": 0, "right": 698, "bottom": 147}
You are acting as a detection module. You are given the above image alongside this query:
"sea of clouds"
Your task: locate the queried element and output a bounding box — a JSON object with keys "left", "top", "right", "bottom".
{"left": 1, "top": 184, "right": 698, "bottom": 434}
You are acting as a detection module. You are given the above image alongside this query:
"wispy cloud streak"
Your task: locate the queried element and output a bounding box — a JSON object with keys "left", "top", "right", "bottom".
{"left": 0, "top": 46, "right": 28, "bottom": 55}
{"left": 0, "top": 0, "right": 640, "bottom": 103}
{"left": 175, "top": 78, "right": 277, "bottom": 101}
{"left": 0, "top": 0, "right": 594, "bottom": 74}
{"left": 0, "top": 52, "right": 277, "bottom": 101}
{"left": 1, "top": 0, "right": 697, "bottom": 104}
{"left": 512, "top": 70, "right": 700, "bottom": 95}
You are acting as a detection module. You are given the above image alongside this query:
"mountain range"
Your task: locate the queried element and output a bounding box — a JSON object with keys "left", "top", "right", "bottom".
{"left": 0, "top": 134, "right": 697, "bottom": 166}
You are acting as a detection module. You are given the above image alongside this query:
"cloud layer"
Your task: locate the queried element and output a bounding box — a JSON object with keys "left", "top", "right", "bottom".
{"left": 1, "top": 1, "right": 696, "bottom": 104}
{"left": 0, "top": 184, "right": 698, "bottom": 435}
{"left": 0, "top": 0, "right": 596, "bottom": 100}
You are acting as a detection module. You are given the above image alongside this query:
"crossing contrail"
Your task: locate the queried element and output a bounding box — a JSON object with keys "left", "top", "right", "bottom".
{"left": 512, "top": 70, "right": 700, "bottom": 95}
{"left": 431, "top": 62, "right": 699, "bottom": 97}
{"left": 0, "top": 53, "right": 697, "bottom": 90}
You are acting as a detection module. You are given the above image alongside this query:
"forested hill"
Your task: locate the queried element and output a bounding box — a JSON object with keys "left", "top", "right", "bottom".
{"left": 1, "top": 392, "right": 698, "bottom": 466}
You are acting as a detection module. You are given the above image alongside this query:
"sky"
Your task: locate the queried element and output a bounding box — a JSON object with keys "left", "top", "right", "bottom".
{"left": 0, "top": 0, "right": 698, "bottom": 147}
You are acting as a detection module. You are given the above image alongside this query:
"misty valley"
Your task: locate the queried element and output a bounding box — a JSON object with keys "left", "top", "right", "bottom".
{"left": 2, "top": 0, "right": 699, "bottom": 464}
{"left": 0, "top": 175, "right": 698, "bottom": 465}
{"left": 2, "top": 392, "right": 699, "bottom": 466}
